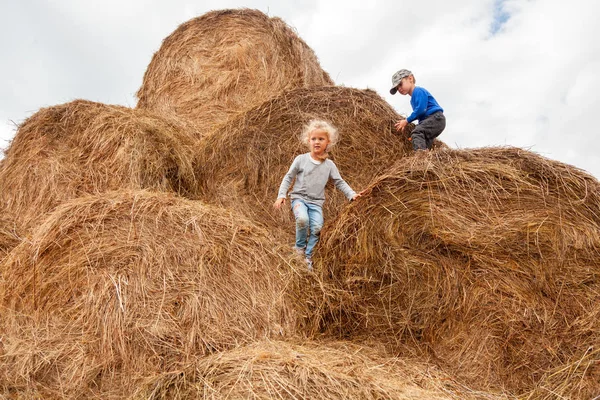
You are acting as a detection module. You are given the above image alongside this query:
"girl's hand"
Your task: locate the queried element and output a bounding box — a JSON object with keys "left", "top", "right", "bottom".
{"left": 352, "top": 188, "right": 370, "bottom": 201}
{"left": 273, "top": 198, "right": 286, "bottom": 210}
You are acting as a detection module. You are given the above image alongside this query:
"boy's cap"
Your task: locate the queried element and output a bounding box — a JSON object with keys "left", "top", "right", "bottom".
{"left": 389, "top": 69, "right": 412, "bottom": 95}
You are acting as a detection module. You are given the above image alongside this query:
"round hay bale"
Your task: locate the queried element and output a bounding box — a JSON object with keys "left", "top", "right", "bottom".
{"left": 0, "top": 100, "right": 200, "bottom": 231}
{"left": 309, "top": 147, "right": 600, "bottom": 393}
{"left": 133, "top": 340, "right": 501, "bottom": 399}
{"left": 195, "top": 86, "right": 421, "bottom": 238}
{"left": 0, "top": 211, "right": 21, "bottom": 262}
{"left": 136, "top": 8, "right": 333, "bottom": 135}
{"left": 523, "top": 346, "right": 600, "bottom": 400}
{"left": 0, "top": 190, "right": 304, "bottom": 397}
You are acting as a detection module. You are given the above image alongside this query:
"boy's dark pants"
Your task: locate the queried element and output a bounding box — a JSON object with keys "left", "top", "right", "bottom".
{"left": 411, "top": 111, "right": 446, "bottom": 151}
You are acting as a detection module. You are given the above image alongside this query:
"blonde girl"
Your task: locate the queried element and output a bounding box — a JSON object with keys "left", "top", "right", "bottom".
{"left": 274, "top": 119, "right": 360, "bottom": 269}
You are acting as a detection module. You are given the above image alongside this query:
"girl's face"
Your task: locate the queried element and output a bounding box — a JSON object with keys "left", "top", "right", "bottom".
{"left": 309, "top": 129, "right": 330, "bottom": 158}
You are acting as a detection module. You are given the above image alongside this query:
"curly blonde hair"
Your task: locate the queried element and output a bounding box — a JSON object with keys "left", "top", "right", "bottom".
{"left": 300, "top": 119, "right": 339, "bottom": 148}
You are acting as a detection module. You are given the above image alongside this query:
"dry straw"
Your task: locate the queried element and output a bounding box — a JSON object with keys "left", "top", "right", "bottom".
{"left": 0, "top": 211, "right": 21, "bottom": 262}
{"left": 522, "top": 346, "right": 600, "bottom": 399}
{"left": 309, "top": 147, "right": 600, "bottom": 396}
{"left": 0, "top": 190, "right": 306, "bottom": 398}
{"left": 195, "top": 86, "right": 421, "bottom": 238}
{"left": 0, "top": 100, "right": 200, "bottom": 232}
{"left": 136, "top": 9, "right": 333, "bottom": 136}
{"left": 132, "top": 340, "right": 503, "bottom": 399}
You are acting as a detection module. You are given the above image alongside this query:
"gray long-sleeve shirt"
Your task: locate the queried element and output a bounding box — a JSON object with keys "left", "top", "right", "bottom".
{"left": 277, "top": 153, "right": 356, "bottom": 207}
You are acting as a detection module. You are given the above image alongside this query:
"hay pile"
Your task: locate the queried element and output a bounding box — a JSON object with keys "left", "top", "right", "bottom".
{"left": 4, "top": 6, "right": 596, "bottom": 398}
{"left": 0, "top": 211, "right": 21, "bottom": 262}
{"left": 0, "top": 100, "right": 200, "bottom": 231}
{"left": 523, "top": 346, "right": 600, "bottom": 399}
{"left": 309, "top": 147, "right": 600, "bottom": 395}
{"left": 0, "top": 190, "right": 305, "bottom": 398}
{"left": 136, "top": 9, "right": 333, "bottom": 135}
{"left": 195, "top": 86, "right": 421, "bottom": 236}
{"left": 132, "top": 340, "right": 500, "bottom": 399}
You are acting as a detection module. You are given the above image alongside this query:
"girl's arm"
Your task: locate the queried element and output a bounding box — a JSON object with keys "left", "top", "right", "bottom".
{"left": 276, "top": 156, "right": 300, "bottom": 200}
{"left": 329, "top": 163, "right": 357, "bottom": 201}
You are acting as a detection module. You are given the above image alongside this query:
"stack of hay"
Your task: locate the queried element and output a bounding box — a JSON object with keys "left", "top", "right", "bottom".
{"left": 136, "top": 8, "right": 333, "bottom": 135}
{"left": 0, "top": 100, "right": 200, "bottom": 231}
{"left": 2, "top": 7, "right": 598, "bottom": 399}
{"left": 0, "top": 190, "right": 306, "bottom": 398}
{"left": 0, "top": 211, "right": 20, "bottom": 262}
{"left": 308, "top": 147, "right": 600, "bottom": 397}
{"left": 132, "top": 340, "right": 500, "bottom": 400}
{"left": 194, "top": 85, "right": 416, "bottom": 235}
{"left": 0, "top": 8, "right": 444, "bottom": 399}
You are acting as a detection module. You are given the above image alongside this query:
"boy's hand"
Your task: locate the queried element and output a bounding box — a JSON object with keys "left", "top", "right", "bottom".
{"left": 273, "top": 198, "right": 286, "bottom": 210}
{"left": 394, "top": 119, "right": 408, "bottom": 133}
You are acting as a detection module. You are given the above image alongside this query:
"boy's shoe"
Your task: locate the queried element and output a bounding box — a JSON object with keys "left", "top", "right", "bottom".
{"left": 305, "top": 258, "right": 313, "bottom": 271}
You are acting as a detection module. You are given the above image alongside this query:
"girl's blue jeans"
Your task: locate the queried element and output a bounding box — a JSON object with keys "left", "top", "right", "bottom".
{"left": 291, "top": 199, "right": 323, "bottom": 258}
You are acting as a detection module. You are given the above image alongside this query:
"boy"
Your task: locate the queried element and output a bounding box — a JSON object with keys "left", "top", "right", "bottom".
{"left": 390, "top": 69, "right": 445, "bottom": 152}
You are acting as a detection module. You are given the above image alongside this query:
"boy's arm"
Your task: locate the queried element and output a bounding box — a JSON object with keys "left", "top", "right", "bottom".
{"left": 277, "top": 156, "right": 300, "bottom": 199}
{"left": 407, "top": 88, "right": 427, "bottom": 123}
{"left": 329, "top": 163, "right": 357, "bottom": 200}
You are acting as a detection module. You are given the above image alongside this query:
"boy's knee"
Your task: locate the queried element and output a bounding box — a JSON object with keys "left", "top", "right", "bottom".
{"left": 411, "top": 130, "right": 424, "bottom": 140}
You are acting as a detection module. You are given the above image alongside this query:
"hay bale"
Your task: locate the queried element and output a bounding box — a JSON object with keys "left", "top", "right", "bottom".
{"left": 0, "top": 190, "right": 304, "bottom": 397}
{"left": 195, "top": 86, "right": 420, "bottom": 237}
{"left": 0, "top": 211, "right": 21, "bottom": 262}
{"left": 136, "top": 8, "right": 333, "bottom": 135}
{"left": 523, "top": 346, "right": 600, "bottom": 400}
{"left": 309, "top": 147, "right": 600, "bottom": 394}
{"left": 132, "top": 340, "right": 502, "bottom": 399}
{"left": 0, "top": 100, "right": 200, "bottom": 231}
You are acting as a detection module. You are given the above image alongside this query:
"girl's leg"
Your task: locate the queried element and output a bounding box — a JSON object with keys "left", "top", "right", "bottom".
{"left": 305, "top": 203, "right": 324, "bottom": 258}
{"left": 291, "top": 199, "right": 309, "bottom": 251}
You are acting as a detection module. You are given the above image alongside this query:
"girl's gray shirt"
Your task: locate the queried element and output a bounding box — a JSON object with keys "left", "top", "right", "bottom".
{"left": 277, "top": 153, "right": 356, "bottom": 207}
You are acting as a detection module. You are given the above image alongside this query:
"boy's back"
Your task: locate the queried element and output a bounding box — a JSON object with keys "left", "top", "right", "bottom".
{"left": 408, "top": 86, "right": 443, "bottom": 124}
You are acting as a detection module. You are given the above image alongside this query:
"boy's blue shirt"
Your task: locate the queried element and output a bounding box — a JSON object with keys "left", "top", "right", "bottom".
{"left": 407, "top": 86, "right": 443, "bottom": 123}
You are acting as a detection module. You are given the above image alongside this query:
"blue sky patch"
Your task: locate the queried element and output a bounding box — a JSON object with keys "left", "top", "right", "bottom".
{"left": 490, "top": 0, "right": 511, "bottom": 35}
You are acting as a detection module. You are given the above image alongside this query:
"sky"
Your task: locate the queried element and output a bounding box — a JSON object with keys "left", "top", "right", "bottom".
{"left": 1, "top": 0, "right": 599, "bottom": 178}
